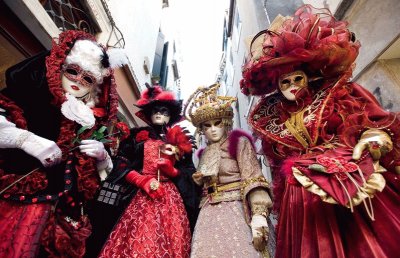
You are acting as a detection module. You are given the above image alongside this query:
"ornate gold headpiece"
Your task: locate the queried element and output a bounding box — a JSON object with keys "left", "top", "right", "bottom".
{"left": 184, "top": 83, "right": 237, "bottom": 128}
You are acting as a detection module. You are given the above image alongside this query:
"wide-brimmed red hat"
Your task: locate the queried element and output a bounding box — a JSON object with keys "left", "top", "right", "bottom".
{"left": 240, "top": 5, "right": 360, "bottom": 96}
{"left": 135, "top": 84, "right": 182, "bottom": 125}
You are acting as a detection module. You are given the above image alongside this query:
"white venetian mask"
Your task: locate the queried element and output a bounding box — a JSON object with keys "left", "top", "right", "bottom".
{"left": 202, "top": 119, "right": 226, "bottom": 143}
{"left": 61, "top": 63, "right": 99, "bottom": 100}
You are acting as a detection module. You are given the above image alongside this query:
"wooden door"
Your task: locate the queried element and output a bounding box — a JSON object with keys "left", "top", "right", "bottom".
{"left": 0, "top": 1, "right": 45, "bottom": 89}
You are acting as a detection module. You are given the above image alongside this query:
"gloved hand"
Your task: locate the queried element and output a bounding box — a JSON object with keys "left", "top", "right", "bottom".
{"left": 352, "top": 129, "right": 393, "bottom": 161}
{"left": 126, "top": 170, "right": 164, "bottom": 199}
{"left": 79, "top": 140, "right": 107, "bottom": 160}
{"left": 250, "top": 214, "right": 269, "bottom": 252}
{"left": 79, "top": 140, "right": 113, "bottom": 179}
{"left": 0, "top": 125, "right": 62, "bottom": 167}
{"left": 157, "top": 158, "right": 179, "bottom": 177}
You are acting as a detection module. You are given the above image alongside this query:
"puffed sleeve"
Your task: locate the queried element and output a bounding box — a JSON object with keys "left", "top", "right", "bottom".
{"left": 338, "top": 83, "right": 400, "bottom": 171}
{"left": 236, "top": 136, "right": 272, "bottom": 223}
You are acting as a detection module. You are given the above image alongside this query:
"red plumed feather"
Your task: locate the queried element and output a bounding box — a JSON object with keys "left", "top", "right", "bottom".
{"left": 143, "top": 86, "right": 162, "bottom": 99}
{"left": 136, "top": 86, "right": 162, "bottom": 106}
{"left": 136, "top": 86, "right": 177, "bottom": 106}
{"left": 166, "top": 126, "right": 193, "bottom": 156}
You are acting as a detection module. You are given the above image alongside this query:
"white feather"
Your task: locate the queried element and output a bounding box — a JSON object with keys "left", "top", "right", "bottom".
{"left": 65, "top": 40, "right": 106, "bottom": 82}
{"left": 107, "top": 48, "right": 129, "bottom": 68}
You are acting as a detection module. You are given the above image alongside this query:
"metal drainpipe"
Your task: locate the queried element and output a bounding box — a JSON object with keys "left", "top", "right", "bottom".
{"left": 244, "top": 96, "right": 254, "bottom": 118}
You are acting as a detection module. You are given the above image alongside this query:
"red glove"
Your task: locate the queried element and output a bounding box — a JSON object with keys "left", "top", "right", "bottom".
{"left": 157, "top": 158, "right": 179, "bottom": 178}
{"left": 125, "top": 170, "right": 164, "bottom": 199}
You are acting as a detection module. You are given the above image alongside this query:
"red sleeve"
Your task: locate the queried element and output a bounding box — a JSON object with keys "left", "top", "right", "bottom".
{"left": 334, "top": 82, "right": 400, "bottom": 170}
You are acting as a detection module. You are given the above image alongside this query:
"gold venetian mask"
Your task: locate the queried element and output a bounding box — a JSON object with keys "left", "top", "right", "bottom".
{"left": 278, "top": 70, "right": 308, "bottom": 101}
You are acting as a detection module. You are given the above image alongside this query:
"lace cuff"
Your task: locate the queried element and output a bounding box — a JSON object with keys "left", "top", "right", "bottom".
{"left": 16, "top": 131, "right": 34, "bottom": 148}
{"left": 251, "top": 203, "right": 269, "bottom": 218}
{"left": 241, "top": 177, "right": 272, "bottom": 224}
{"left": 0, "top": 126, "right": 31, "bottom": 149}
{"left": 97, "top": 151, "right": 113, "bottom": 180}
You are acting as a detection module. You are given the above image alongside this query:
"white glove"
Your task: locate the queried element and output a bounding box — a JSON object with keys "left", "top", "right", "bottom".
{"left": 79, "top": 140, "right": 107, "bottom": 160}
{"left": 0, "top": 114, "right": 15, "bottom": 130}
{"left": 79, "top": 140, "right": 113, "bottom": 179}
{"left": 250, "top": 214, "right": 269, "bottom": 251}
{"left": 0, "top": 123, "right": 62, "bottom": 167}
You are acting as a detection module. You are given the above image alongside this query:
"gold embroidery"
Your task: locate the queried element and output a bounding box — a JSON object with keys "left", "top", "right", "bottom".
{"left": 201, "top": 181, "right": 243, "bottom": 206}
{"left": 201, "top": 189, "right": 242, "bottom": 206}
{"left": 205, "top": 181, "right": 242, "bottom": 194}
{"left": 251, "top": 88, "right": 329, "bottom": 151}
{"left": 284, "top": 109, "right": 312, "bottom": 148}
{"left": 240, "top": 177, "right": 270, "bottom": 196}
{"left": 251, "top": 204, "right": 269, "bottom": 218}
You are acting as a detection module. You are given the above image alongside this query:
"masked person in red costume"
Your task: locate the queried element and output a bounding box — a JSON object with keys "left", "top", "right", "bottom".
{"left": 99, "top": 85, "right": 199, "bottom": 258}
{"left": 0, "top": 30, "right": 126, "bottom": 257}
{"left": 241, "top": 5, "right": 400, "bottom": 258}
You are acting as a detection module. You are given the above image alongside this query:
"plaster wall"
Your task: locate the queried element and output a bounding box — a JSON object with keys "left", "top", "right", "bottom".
{"left": 113, "top": 68, "right": 147, "bottom": 127}
{"left": 107, "top": 0, "right": 163, "bottom": 90}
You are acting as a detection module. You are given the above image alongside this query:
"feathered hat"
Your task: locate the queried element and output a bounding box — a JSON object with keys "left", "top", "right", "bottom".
{"left": 135, "top": 83, "right": 183, "bottom": 126}
{"left": 240, "top": 5, "right": 360, "bottom": 96}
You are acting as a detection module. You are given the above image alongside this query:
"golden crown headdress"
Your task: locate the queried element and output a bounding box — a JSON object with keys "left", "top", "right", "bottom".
{"left": 184, "top": 83, "right": 237, "bottom": 128}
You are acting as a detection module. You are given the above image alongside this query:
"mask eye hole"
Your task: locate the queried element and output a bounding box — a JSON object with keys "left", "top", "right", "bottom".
{"left": 281, "top": 79, "right": 290, "bottom": 85}
{"left": 151, "top": 106, "right": 170, "bottom": 116}
{"left": 160, "top": 107, "right": 170, "bottom": 116}
{"left": 294, "top": 76, "right": 303, "bottom": 82}
{"left": 83, "top": 76, "right": 94, "bottom": 84}
{"left": 66, "top": 68, "right": 78, "bottom": 76}
{"left": 203, "top": 122, "right": 211, "bottom": 128}
{"left": 214, "top": 120, "right": 222, "bottom": 126}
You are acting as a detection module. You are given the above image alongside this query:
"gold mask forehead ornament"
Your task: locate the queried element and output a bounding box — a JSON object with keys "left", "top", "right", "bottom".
{"left": 184, "top": 83, "right": 237, "bottom": 128}
{"left": 279, "top": 70, "right": 308, "bottom": 91}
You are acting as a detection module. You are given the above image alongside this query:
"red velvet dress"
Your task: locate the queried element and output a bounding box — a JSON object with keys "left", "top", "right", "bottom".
{"left": 99, "top": 138, "right": 191, "bottom": 258}
{"left": 250, "top": 81, "right": 400, "bottom": 258}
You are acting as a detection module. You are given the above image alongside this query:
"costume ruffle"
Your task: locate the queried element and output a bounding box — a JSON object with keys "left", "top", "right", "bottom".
{"left": 241, "top": 5, "right": 359, "bottom": 96}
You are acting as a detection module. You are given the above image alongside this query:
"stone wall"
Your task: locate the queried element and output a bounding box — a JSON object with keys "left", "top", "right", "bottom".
{"left": 344, "top": 0, "right": 400, "bottom": 77}
{"left": 356, "top": 59, "right": 400, "bottom": 112}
